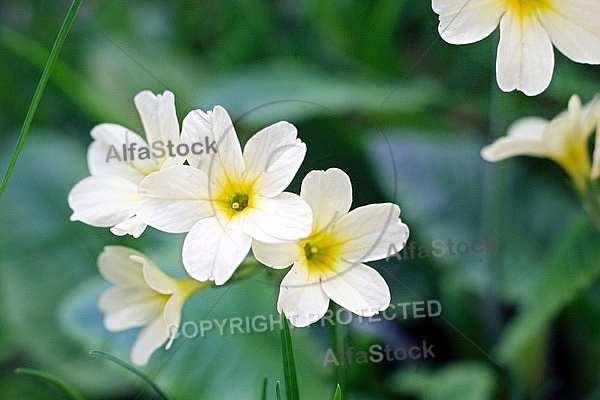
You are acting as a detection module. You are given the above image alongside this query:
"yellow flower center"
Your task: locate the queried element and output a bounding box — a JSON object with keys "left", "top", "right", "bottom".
{"left": 504, "top": 0, "right": 551, "bottom": 18}
{"left": 215, "top": 176, "right": 255, "bottom": 218}
{"left": 301, "top": 232, "right": 340, "bottom": 275}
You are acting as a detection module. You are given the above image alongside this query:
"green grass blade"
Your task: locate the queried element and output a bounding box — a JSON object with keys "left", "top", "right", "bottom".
{"left": 89, "top": 350, "right": 170, "bottom": 400}
{"left": 333, "top": 384, "right": 342, "bottom": 400}
{"left": 261, "top": 377, "right": 268, "bottom": 400}
{"left": 15, "top": 367, "right": 86, "bottom": 400}
{"left": 0, "top": 0, "right": 82, "bottom": 198}
{"left": 276, "top": 380, "right": 282, "bottom": 400}
{"left": 280, "top": 313, "right": 299, "bottom": 400}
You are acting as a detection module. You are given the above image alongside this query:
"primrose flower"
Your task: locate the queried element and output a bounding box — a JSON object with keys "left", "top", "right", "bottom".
{"left": 68, "top": 90, "right": 182, "bottom": 237}
{"left": 481, "top": 94, "right": 600, "bottom": 192}
{"left": 97, "top": 246, "right": 209, "bottom": 366}
{"left": 252, "top": 168, "right": 409, "bottom": 327}
{"left": 138, "top": 106, "right": 312, "bottom": 285}
{"left": 432, "top": 0, "right": 600, "bottom": 96}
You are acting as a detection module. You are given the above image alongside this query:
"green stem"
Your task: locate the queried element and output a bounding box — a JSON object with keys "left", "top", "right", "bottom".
{"left": 328, "top": 303, "right": 347, "bottom": 400}
{"left": 0, "top": 0, "right": 82, "bottom": 198}
{"left": 280, "top": 313, "right": 300, "bottom": 400}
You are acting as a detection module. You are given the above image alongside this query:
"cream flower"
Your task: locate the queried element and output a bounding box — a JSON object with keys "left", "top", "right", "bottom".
{"left": 481, "top": 94, "right": 600, "bottom": 191}
{"left": 138, "top": 106, "right": 312, "bottom": 285}
{"left": 432, "top": 0, "right": 600, "bottom": 95}
{"left": 252, "top": 168, "right": 409, "bottom": 327}
{"left": 97, "top": 246, "right": 208, "bottom": 366}
{"left": 68, "top": 90, "right": 181, "bottom": 237}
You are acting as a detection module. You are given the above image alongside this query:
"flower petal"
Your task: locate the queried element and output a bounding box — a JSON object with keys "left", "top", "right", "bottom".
{"left": 480, "top": 117, "right": 549, "bottom": 161}
{"left": 182, "top": 217, "right": 251, "bottom": 285}
{"left": 277, "top": 264, "right": 329, "bottom": 327}
{"left": 134, "top": 90, "right": 180, "bottom": 148}
{"left": 138, "top": 165, "right": 213, "bottom": 233}
{"left": 130, "top": 316, "right": 168, "bottom": 366}
{"left": 300, "top": 168, "right": 352, "bottom": 232}
{"left": 68, "top": 175, "right": 141, "bottom": 227}
{"left": 99, "top": 286, "right": 164, "bottom": 331}
{"left": 432, "top": 0, "right": 504, "bottom": 45}
{"left": 89, "top": 123, "right": 158, "bottom": 176}
{"left": 97, "top": 246, "right": 146, "bottom": 285}
{"left": 243, "top": 122, "right": 306, "bottom": 196}
{"left": 241, "top": 192, "right": 312, "bottom": 243}
{"left": 181, "top": 106, "right": 244, "bottom": 182}
{"left": 110, "top": 215, "right": 147, "bottom": 238}
{"left": 497, "top": 12, "right": 554, "bottom": 96}
{"left": 321, "top": 263, "right": 390, "bottom": 317}
{"left": 251, "top": 240, "right": 301, "bottom": 269}
{"left": 137, "top": 255, "right": 177, "bottom": 294}
{"left": 335, "top": 203, "right": 409, "bottom": 263}
{"left": 539, "top": 0, "right": 600, "bottom": 64}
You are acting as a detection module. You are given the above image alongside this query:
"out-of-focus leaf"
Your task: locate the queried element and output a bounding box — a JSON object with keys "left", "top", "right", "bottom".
{"left": 388, "top": 361, "right": 496, "bottom": 400}
{"left": 197, "top": 60, "right": 440, "bottom": 126}
{"left": 495, "top": 216, "right": 600, "bottom": 364}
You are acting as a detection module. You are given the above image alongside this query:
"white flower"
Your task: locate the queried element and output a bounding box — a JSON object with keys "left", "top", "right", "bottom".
{"left": 252, "top": 168, "right": 409, "bottom": 327}
{"left": 138, "top": 106, "right": 312, "bottom": 285}
{"left": 97, "top": 246, "right": 208, "bottom": 366}
{"left": 481, "top": 94, "right": 600, "bottom": 191}
{"left": 432, "top": 0, "right": 600, "bottom": 96}
{"left": 68, "top": 90, "right": 181, "bottom": 237}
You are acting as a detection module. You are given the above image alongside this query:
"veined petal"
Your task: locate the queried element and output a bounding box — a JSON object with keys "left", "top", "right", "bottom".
{"left": 243, "top": 122, "right": 306, "bottom": 196}
{"left": 539, "top": 0, "right": 600, "bottom": 64}
{"left": 98, "top": 246, "right": 146, "bottom": 285}
{"left": 300, "top": 168, "right": 352, "bottom": 232}
{"left": 182, "top": 106, "right": 244, "bottom": 183}
{"left": 100, "top": 287, "right": 164, "bottom": 331}
{"left": 138, "top": 166, "right": 213, "bottom": 233}
{"left": 433, "top": 0, "right": 504, "bottom": 45}
{"left": 110, "top": 216, "right": 147, "bottom": 238}
{"left": 241, "top": 193, "right": 312, "bottom": 243}
{"left": 340, "top": 218, "right": 409, "bottom": 263}
{"left": 497, "top": 11, "right": 554, "bottom": 96}
{"left": 131, "top": 316, "right": 168, "bottom": 366}
{"left": 89, "top": 123, "right": 158, "bottom": 176}
{"left": 321, "top": 263, "right": 390, "bottom": 317}
{"left": 68, "top": 175, "right": 141, "bottom": 227}
{"left": 134, "top": 90, "right": 180, "bottom": 147}
{"left": 182, "top": 217, "right": 251, "bottom": 285}
{"left": 252, "top": 240, "right": 301, "bottom": 269}
{"left": 277, "top": 264, "right": 329, "bottom": 327}
{"left": 334, "top": 203, "right": 407, "bottom": 263}
{"left": 481, "top": 117, "right": 550, "bottom": 161}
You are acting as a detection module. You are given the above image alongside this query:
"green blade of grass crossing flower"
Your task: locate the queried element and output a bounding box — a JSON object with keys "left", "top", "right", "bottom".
{"left": 280, "top": 313, "right": 299, "bottom": 400}
{"left": 0, "top": 0, "right": 82, "bottom": 198}
{"left": 15, "top": 367, "right": 86, "bottom": 400}
{"left": 89, "top": 350, "right": 170, "bottom": 400}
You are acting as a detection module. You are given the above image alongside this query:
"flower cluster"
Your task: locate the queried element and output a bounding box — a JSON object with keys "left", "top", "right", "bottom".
{"left": 69, "top": 91, "right": 409, "bottom": 365}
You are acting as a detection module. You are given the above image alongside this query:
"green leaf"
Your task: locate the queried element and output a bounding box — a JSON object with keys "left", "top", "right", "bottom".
{"left": 495, "top": 216, "right": 600, "bottom": 365}
{"left": 15, "top": 368, "right": 86, "bottom": 400}
{"left": 0, "top": 0, "right": 82, "bottom": 197}
{"left": 198, "top": 60, "right": 439, "bottom": 127}
{"left": 280, "top": 313, "right": 300, "bottom": 400}
{"left": 276, "top": 380, "right": 282, "bottom": 400}
{"left": 388, "top": 361, "right": 497, "bottom": 400}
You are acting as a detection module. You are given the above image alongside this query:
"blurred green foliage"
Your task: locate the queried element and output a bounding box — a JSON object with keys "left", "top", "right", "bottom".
{"left": 1, "top": 0, "right": 600, "bottom": 399}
